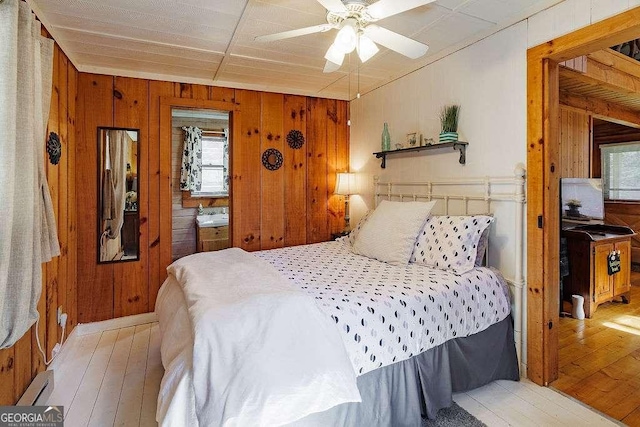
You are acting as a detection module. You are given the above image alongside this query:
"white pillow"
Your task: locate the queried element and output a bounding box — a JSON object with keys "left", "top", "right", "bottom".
{"left": 352, "top": 200, "right": 437, "bottom": 265}
{"left": 347, "top": 210, "right": 373, "bottom": 247}
{"left": 410, "top": 215, "right": 494, "bottom": 274}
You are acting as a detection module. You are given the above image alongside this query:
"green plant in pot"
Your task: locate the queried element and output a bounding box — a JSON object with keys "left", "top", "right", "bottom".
{"left": 439, "top": 105, "right": 460, "bottom": 143}
{"left": 565, "top": 199, "right": 582, "bottom": 217}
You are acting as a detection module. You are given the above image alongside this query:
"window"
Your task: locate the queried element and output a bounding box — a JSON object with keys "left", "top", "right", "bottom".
{"left": 192, "top": 133, "right": 228, "bottom": 196}
{"left": 601, "top": 142, "right": 640, "bottom": 201}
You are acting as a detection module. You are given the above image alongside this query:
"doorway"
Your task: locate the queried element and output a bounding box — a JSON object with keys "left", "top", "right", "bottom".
{"left": 527, "top": 5, "right": 640, "bottom": 418}
{"left": 159, "top": 98, "right": 237, "bottom": 269}
{"left": 171, "top": 108, "right": 230, "bottom": 260}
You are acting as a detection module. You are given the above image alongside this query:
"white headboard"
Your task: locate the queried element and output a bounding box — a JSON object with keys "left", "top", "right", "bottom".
{"left": 373, "top": 164, "right": 527, "bottom": 373}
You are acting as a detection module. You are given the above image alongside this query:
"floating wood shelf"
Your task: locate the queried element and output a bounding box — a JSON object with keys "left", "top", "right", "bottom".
{"left": 373, "top": 141, "right": 468, "bottom": 168}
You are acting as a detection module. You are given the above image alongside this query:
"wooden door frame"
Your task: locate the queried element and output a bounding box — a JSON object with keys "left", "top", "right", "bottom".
{"left": 159, "top": 97, "right": 240, "bottom": 280}
{"left": 527, "top": 6, "right": 640, "bottom": 385}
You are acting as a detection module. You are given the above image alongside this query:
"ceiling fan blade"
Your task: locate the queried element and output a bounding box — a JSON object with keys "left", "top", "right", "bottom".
{"left": 363, "top": 25, "right": 428, "bottom": 59}
{"left": 316, "top": 0, "right": 348, "bottom": 13}
{"left": 365, "top": 0, "right": 436, "bottom": 20}
{"left": 323, "top": 60, "right": 342, "bottom": 73}
{"left": 255, "top": 24, "right": 333, "bottom": 42}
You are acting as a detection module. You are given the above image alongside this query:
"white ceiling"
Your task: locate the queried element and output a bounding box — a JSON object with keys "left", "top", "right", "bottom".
{"left": 29, "top": 0, "right": 563, "bottom": 100}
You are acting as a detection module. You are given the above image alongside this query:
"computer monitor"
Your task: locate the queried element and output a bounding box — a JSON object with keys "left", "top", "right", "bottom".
{"left": 560, "top": 178, "right": 604, "bottom": 220}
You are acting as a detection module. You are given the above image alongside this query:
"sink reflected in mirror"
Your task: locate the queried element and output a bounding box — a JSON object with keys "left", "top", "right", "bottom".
{"left": 196, "top": 213, "right": 229, "bottom": 228}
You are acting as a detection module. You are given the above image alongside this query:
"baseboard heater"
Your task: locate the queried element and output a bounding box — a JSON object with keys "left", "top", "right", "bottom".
{"left": 16, "top": 370, "right": 54, "bottom": 406}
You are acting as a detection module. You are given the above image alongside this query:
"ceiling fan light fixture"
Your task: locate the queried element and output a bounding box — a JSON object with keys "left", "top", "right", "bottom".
{"left": 334, "top": 19, "right": 358, "bottom": 53}
{"left": 324, "top": 43, "right": 345, "bottom": 66}
{"left": 357, "top": 35, "right": 379, "bottom": 63}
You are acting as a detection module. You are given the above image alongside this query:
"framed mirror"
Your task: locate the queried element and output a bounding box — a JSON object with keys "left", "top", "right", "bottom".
{"left": 97, "top": 127, "right": 140, "bottom": 263}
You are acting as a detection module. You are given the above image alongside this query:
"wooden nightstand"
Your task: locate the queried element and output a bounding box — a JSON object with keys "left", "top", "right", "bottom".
{"left": 331, "top": 231, "right": 350, "bottom": 240}
{"left": 562, "top": 224, "right": 635, "bottom": 318}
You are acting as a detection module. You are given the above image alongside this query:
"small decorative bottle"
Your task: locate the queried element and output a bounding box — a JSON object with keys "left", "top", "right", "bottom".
{"left": 381, "top": 122, "right": 391, "bottom": 151}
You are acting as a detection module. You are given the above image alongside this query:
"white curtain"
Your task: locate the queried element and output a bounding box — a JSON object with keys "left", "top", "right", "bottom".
{"left": 601, "top": 142, "right": 640, "bottom": 201}
{"left": 105, "top": 130, "right": 128, "bottom": 240}
{"left": 0, "top": 0, "right": 58, "bottom": 349}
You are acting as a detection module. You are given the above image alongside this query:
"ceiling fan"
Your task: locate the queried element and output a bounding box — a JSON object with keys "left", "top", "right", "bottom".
{"left": 255, "top": 0, "right": 434, "bottom": 73}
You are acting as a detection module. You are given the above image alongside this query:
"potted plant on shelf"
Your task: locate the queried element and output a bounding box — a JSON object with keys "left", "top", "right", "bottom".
{"left": 565, "top": 199, "right": 582, "bottom": 217}
{"left": 439, "top": 105, "right": 460, "bottom": 143}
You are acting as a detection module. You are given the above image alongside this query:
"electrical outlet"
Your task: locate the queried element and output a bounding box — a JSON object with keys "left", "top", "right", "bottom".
{"left": 57, "top": 306, "right": 63, "bottom": 326}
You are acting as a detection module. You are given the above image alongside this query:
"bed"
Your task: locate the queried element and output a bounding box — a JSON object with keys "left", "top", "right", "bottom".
{"left": 155, "top": 166, "right": 527, "bottom": 427}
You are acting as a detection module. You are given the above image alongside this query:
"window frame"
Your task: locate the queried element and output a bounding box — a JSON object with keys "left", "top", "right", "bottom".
{"left": 191, "top": 133, "right": 228, "bottom": 198}
{"left": 601, "top": 141, "right": 640, "bottom": 203}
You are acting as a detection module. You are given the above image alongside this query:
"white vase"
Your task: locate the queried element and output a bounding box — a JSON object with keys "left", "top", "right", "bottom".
{"left": 571, "top": 295, "right": 585, "bottom": 320}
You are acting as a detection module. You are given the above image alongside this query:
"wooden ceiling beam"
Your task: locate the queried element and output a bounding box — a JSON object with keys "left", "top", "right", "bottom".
{"left": 559, "top": 58, "right": 640, "bottom": 98}
{"left": 584, "top": 56, "right": 640, "bottom": 94}
{"left": 559, "top": 91, "right": 640, "bottom": 128}
{"left": 529, "top": 6, "right": 640, "bottom": 62}
{"left": 588, "top": 48, "right": 640, "bottom": 80}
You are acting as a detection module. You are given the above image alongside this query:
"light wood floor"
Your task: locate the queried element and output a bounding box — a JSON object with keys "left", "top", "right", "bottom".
{"left": 553, "top": 273, "right": 640, "bottom": 426}
{"left": 46, "top": 322, "right": 617, "bottom": 427}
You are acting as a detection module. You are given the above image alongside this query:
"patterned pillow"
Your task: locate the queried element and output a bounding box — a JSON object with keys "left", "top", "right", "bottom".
{"left": 353, "top": 200, "right": 437, "bottom": 266}
{"left": 410, "top": 215, "right": 494, "bottom": 274}
{"left": 347, "top": 210, "right": 373, "bottom": 247}
{"left": 475, "top": 227, "right": 490, "bottom": 267}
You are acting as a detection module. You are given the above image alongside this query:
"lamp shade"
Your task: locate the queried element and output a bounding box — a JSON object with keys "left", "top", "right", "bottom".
{"left": 324, "top": 43, "right": 345, "bottom": 66}
{"left": 334, "top": 19, "right": 357, "bottom": 53}
{"left": 357, "top": 35, "right": 379, "bottom": 63}
{"left": 335, "top": 172, "right": 358, "bottom": 195}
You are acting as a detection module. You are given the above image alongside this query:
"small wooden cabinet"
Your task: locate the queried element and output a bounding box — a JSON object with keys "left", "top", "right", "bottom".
{"left": 122, "top": 210, "right": 139, "bottom": 257}
{"left": 563, "top": 225, "right": 635, "bottom": 318}
{"left": 196, "top": 224, "right": 230, "bottom": 252}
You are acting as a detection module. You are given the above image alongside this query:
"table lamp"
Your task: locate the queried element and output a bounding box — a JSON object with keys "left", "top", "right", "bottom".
{"left": 335, "top": 172, "right": 358, "bottom": 232}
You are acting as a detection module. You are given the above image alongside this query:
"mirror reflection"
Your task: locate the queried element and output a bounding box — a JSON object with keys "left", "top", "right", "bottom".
{"left": 98, "top": 128, "right": 140, "bottom": 263}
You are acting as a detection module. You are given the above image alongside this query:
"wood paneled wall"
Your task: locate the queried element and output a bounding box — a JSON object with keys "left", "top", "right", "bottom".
{"left": 559, "top": 107, "right": 591, "bottom": 178}
{"left": 76, "top": 77, "right": 349, "bottom": 323}
{"left": 76, "top": 74, "right": 150, "bottom": 323}
{"left": 0, "top": 43, "right": 78, "bottom": 405}
{"left": 232, "top": 92, "right": 349, "bottom": 251}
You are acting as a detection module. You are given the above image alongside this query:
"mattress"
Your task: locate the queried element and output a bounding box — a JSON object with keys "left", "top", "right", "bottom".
{"left": 255, "top": 240, "right": 511, "bottom": 375}
{"left": 156, "top": 240, "right": 512, "bottom": 426}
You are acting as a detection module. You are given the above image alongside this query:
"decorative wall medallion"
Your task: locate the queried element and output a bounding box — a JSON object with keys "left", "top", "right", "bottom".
{"left": 262, "top": 148, "right": 283, "bottom": 171}
{"left": 47, "top": 132, "right": 61, "bottom": 165}
{"left": 286, "top": 129, "right": 305, "bottom": 149}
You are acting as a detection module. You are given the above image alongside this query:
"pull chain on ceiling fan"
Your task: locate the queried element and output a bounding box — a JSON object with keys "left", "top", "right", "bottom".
{"left": 255, "top": 0, "right": 434, "bottom": 73}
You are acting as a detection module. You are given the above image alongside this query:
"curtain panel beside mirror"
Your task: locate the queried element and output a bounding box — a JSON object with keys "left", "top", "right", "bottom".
{"left": 180, "top": 126, "right": 203, "bottom": 192}
{"left": 0, "top": 0, "right": 59, "bottom": 349}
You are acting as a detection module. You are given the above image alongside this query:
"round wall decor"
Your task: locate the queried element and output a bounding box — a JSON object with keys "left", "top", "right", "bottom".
{"left": 47, "top": 132, "right": 61, "bottom": 165}
{"left": 262, "top": 148, "right": 283, "bottom": 171}
{"left": 286, "top": 129, "right": 305, "bottom": 149}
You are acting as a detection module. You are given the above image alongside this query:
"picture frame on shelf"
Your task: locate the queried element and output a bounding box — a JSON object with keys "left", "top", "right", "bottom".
{"left": 406, "top": 132, "right": 418, "bottom": 147}
{"left": 422, "top": 137, "right": 435, "bottom": 146}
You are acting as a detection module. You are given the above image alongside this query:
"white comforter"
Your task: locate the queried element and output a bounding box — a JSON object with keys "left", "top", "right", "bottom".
{"left": 165, "top": 248, "right": 361, "bottom": 427}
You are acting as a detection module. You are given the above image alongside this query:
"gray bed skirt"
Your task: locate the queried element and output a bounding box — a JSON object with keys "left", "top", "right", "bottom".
{"left": 291, "top": 316, "right": 519, "bottom": 427}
